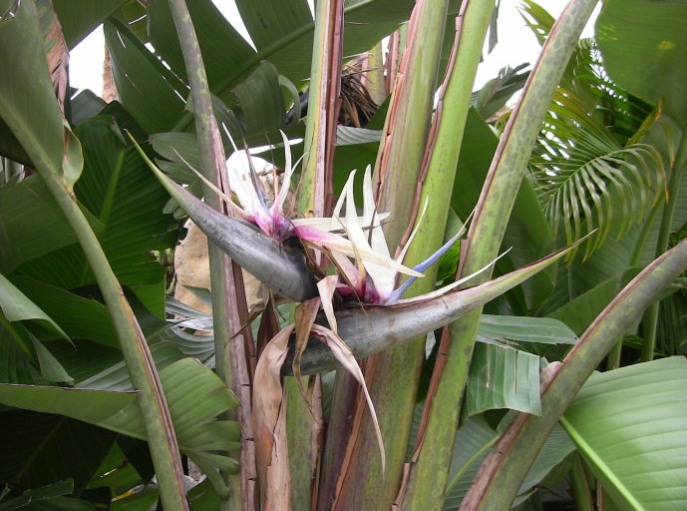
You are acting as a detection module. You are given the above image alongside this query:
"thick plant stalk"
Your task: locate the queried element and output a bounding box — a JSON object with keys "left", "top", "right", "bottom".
{"left": 40, "top": 171, "right": 190, "bottom": 511}
{"left": 298, "top": 0, "right": 343, "bottom": 217}
{"left": 319, "top": 1, "right": 450, "bottom": 508}
{"left": 392, "top": 1, "right": 496, "bottom": 504}
{"left": 460, "top": 238, "right": 687, "bottom": 510}
{"left": 0, "top": 2, "right": 188, "bottom": 509}
{"left": 166, "top": 0, "right": 257, "bottom": 508}
{"left": 288, "top": 2, "right": 344, "bottom": 508}
{"left": 640, "top": 124, "right": 687, "bottom": 361}
{"left": 397, "top": 1, "right": 600, "bottom": 509}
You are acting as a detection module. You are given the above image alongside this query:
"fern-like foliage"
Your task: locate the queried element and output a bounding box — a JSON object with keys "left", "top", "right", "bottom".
{"left": 521, "top": 1, "right": 665, "bottom": 259}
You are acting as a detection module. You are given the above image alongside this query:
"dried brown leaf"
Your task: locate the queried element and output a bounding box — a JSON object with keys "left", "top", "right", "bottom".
{"left": 253, "top": 325, "right": 295, "bottom": 510}
{"left": 311, "top": 324, "right": 386, "bottom": 472}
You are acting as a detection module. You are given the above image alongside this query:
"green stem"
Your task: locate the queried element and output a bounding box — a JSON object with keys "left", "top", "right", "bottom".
{"left": 399, "top": 1, "right": 598, "bottom": 509}
{"left": 397, "top": 1, "right": 495, "bottom": 506}
{"left": 166, "top": 0, "right": 256, "bottom": 508}
{"left": 460, "top": 239, "right": 687, "bottom": 509}
{"left": 319, "top": 1, "right": 450, "bottom": 508}
{"left": 570, "top": 453, "right": 595, "bottom": 511}
{"left": 640, "top": 124, "right": 687, "bottom": 362}
{"left": 40, "top": 170, "right": 188, "bottom": 510}
{"left": 298, "top": 0, "right": 343, "bottom": 217}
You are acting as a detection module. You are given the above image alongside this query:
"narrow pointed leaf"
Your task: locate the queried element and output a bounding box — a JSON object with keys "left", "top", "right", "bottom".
{"left": 0, "top": 358, "right": 240, "bottom": 453}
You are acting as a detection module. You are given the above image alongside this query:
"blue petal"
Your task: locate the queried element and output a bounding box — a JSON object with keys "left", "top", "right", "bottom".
{"left": 385, "top": 231, "right": 462, "bottom": 304}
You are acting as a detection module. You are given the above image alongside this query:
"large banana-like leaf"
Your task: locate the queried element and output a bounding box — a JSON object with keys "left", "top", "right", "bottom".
{"left": 149, "top": 0, "right": 418, "bottom": 99}
{"left": 0, "top": 0, "right": 63, "bottom": 171}
{"left": 0, "top": 274, "right": 67, "bottom": 340}
{"left": 16, "top": 117, "right": 178, "bottom": 294}
{"left": 466, "top": 343, "right": 542, "bottom": 415}
{"left": 597, "top": 0, "right": 687, "bottom": 125}
{"left": 104, "top": 19, "right": 187, "bottom": 136}
{"left": 0, "top": 177, "right": 104, "bottom": 274}
{"left": 0, "top": 358, "right": 240, "bottom": 455}
{"left": 52, "top": 0, "right": 128, "bottom": 48}
{"left": 562, "top": 357, "right": 687, "bottom": 511}
{"left": 442, "top": 419, "right": 575, "bottom": 510}
{"left": 0, "top": 415, "right": 116, "bottom": 496}
{"left": 0, "top": 273, "right": 75, "bottom": 383}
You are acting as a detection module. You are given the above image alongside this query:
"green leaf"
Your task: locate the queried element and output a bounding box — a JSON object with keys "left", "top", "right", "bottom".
{"left": 0, "top": 383, "right": 138, "bottom": 420}
{"left": 0, "top": 479, "right": 74, "bottom": 511}
{"left": 148, "top": 0, "right": 254, "bottom": 88}
{"left": 234, "top": 0, "right": 312, "bottom": 51}
{"left": 0, "top": 176, "right": 107, "bottom": 273}
{"left": 596, "top": 0, "right": 687, "bottom": 124}
{"left": 76, "top": 342, "right": 183, "bottom": 391}
{"left": 548, "top": 277, "right": 619, "bottom": 336}
{"left": 52, "top": 0, "right": 128, "bottom": 48}
{"left": 478, "top": 314, "right": 578, "bottom": 345}
{"left": 0, "top": 411, "right": 117, "bottom": 494}
{"left": 104, "top": 19, "right": 187, "bottom": 135}
{"left": 466, "top": 342, "right": 542, "bottom": 415}
{"left": 29, "top": 335, "right": 72, "bottom": 384}
{"left": 16, "top": 117, "right": 178, "bottom": 291}
{"left": 87, "top": 444, "right": 144, "bottom": 497}
{"left": 0, "top": 273, "right": 68, "bottom": 340}
{"left": 562, "top": 357, "right": 687, "bottom": 511}
{"left": 443, "top": 417, "right": 499, "bottom": 510}
{"left": 0, "top": 358, "right": 240, "bottom": 454}
{"left": 0, "top": 0, "right": 63, "bottom": 172}
{"left": 514, "top": 424, "right": 576, "bottom": 504}
{"left": 110, "top": 489, "right": 159, "bottom": 511}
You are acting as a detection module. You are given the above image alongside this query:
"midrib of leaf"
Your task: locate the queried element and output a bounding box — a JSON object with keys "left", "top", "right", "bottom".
{"left": 77, "top": 147, "right": 125, "bottom": 287}
{"left": 99, "top": 148, "right": 126, "bottom": 224}
{"left": 445, "top": 436, "right": 498, "bottom": 495}
{"left": 13, "top": 415, "right": 67, "bottom": 484}
{"left": 559, "top": 415, "right": 645, "bottom": 511}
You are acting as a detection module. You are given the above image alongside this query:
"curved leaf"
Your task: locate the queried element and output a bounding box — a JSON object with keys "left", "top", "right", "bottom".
{"left": 0, "top": 0, "right": 63, "bottom": 171}
{"left": 562, "top": 357, "right": 687, "bottom": 511}
{"left": 0, "top": 411, "right": 117, "bottom": 494}
{"left": 596, "top": 0, "right": 687, "bottom": 124}
{"left": 466, "top": 343, "right": 542, "bottom": 415}
{"left": 16, "top": 117, "right": 179, "bottom": 291}
{"left": 0, "top": 358, "right": 240, "bottom": 454}
{"left": 0, "top": 273, "right": 67, "bottom": 340}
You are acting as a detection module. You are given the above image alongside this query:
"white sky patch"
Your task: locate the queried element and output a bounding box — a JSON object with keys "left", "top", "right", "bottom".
{"left": 69, "top": 1, "right": 599, "bottom": 99}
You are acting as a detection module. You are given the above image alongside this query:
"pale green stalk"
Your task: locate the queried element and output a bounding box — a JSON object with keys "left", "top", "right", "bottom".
{"left": 319, "top": 0, "right": 450, "bottom": 508}
{"left": 166, "top": 1, "right": 255, "bottom": 508}
{"left": 395, "top": 1, "right": 495, "bottom": 507}
{"left": 640, "top": 124, "right": 687, "bottom": 361}
{"left": 291, "top": 2, "right": 344, "bottom": 508}
{"left": 460, "top": 238, "right": 687, "bottom": 510}
{"left": 42, "top": 170, "right": 189, "bottom": 511}
{"left": 394, "top": 1, "right": 599, "bottom": 509}
{"left": 298, "top": 0, "right": 343, "bottom": 217}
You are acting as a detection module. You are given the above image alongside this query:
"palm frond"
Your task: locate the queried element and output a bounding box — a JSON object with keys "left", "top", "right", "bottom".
{"left": 531, "top": 84, "right": 664, "bottom": 260}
